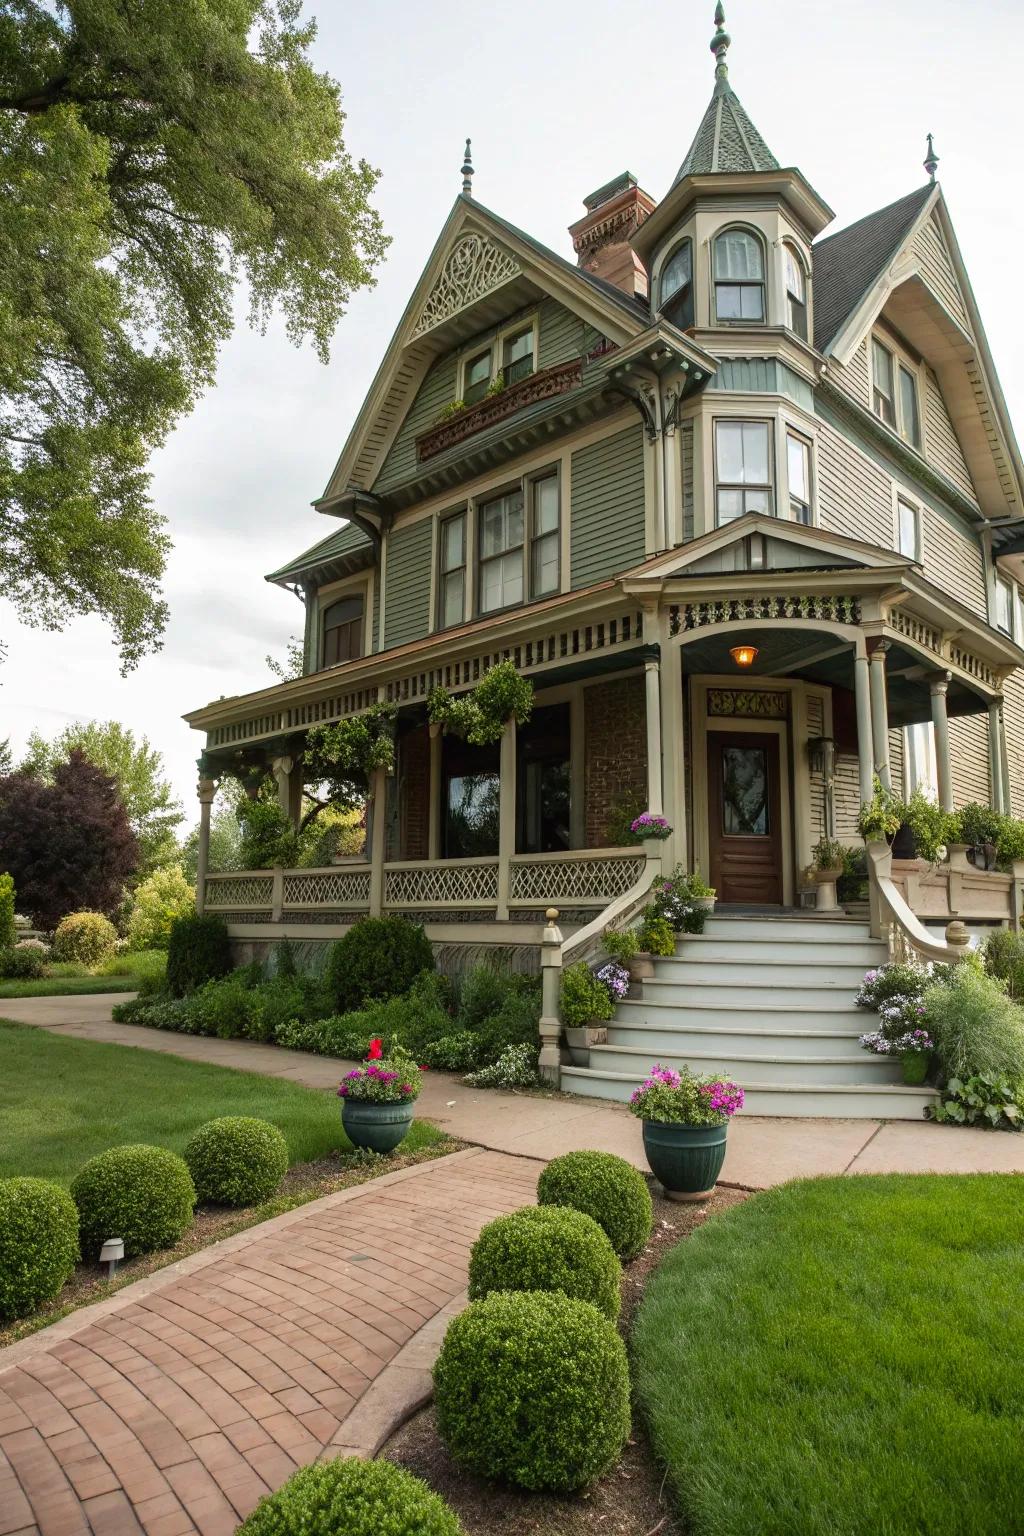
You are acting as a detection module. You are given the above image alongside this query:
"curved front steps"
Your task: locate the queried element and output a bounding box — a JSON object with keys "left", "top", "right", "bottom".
{"left": 567, "top": 913, "right": 938, "bottom": 1120}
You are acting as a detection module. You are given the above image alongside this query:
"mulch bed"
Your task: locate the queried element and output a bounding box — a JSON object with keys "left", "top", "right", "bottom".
{"left": 0, "top": 1138, "right": 458, "bottom": 1350}
{"left": 383, "top": 1183, "right": 750, "bottom": 1536}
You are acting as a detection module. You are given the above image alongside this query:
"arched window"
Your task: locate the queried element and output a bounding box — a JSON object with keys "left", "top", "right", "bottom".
{"left": 783, "top": 244, "right": 808, "bottom": 340}
{"left": 321, "top": 595, "right": 364, "bottom": 666}
{"left": 713, "top": 228, "right": 765, "bottom": 322}
{"left": 659, "top": 239, "right": 694, "bottom": 330}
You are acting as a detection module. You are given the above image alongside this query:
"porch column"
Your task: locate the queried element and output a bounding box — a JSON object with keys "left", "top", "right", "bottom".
{"left": 644, "top": 658, "right": 663, "bottom": 816}
{"left": 659, "top": 632, "right": 687, "bottom": 867}
{"left": 496, "top": 718, "right": 517, "bottom": 922}
{"left": 929, "top": 672, "right": 954, "bottom": 813}
{"left": 853, "top": 652, "right": 875, "bottom": 804}
{"left": 868, "top": 642, "right": 892, "bottom": 791}
{"left": 368, "top": 765, "right": 387, "bottom": 916}
{"left": 427, "top": 723, "right": 443, "bottom": 861}
{"left": 272, "top": 754, "right": 303, "bottom": 829}
{"left": 989, "top": 699, "right": 1009, "bottom": 814}
{"left": 194, "top": 778, "right": 217, "bottom": 915}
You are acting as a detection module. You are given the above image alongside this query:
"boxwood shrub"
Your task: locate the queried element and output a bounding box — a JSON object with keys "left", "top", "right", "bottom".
{"left": 324, "top": 917, "right": 434, "bottom": 1013}
{"left": 167, "top": 912, "right": 233, "bottom": 997}
{"left": 468, "top": 1205, "right": 621, "bottom": 1320}
{"left": 52, "top": 911, "right": 117, "bottom": 966}
{"left": 433, "top": 1290, "right": 630, "bottom": 1491}
{"left": 72, "top": 1144, "right": 196, "bottom": 1259}
{"left": 183, "top": 1117, "right": 289, "bottom": 1207}
{"left": 236, "top": 1456, "right": 463, "bottom": 1535}
{"left": 0, "top": 1177, "right": 80, "bottom": 1319}
{"left": 537, "top": 1150, "right": 653, "bottom": 1261}
{"left": 0, "top": 946, "right": 46, "bottom": 980}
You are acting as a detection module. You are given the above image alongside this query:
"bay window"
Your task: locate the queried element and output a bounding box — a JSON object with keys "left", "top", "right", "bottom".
{"left": 783, "top": 245, "right": 808, "bottom": 340}
{"left": 786, "top": 432, "right": 812, "bottom": 523}
{"left": 660, "top": 240, "right": 694, "bottom": 330}
{"left": 715, "top": 420, "right": 773, "bottom": 525}
{"left": 713, "top": 229, "right": 765, "bottom": 322}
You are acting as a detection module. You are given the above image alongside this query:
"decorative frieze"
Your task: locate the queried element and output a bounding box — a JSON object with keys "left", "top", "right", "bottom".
{"left": 412, "top": 235, "right": 520, "bottom": 338}
{"left": 668, "top": 594, "right": 860, "bottom": 634}
{"left": 707, "top": 688, "right": 789, "bottom": 719}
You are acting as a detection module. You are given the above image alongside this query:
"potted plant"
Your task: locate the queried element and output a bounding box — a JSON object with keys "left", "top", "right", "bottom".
{"left": 630, "top": 811, "right": 673, "bottom": 848}
{"left": 560, "top": 962, "right": 614, "bottom": 1065}
{"left": 810, "top": 837, "right": 844, "bottom": 912}
{"left": 603, "top": 927, "right": 648, "bottom": 982}
{"left": 958, "top": 802, "right": 1003, "bottom": 871}
{"left": 859, "top": 1021, "right": 935, "bottom": 1085}
{"left": 629, "top": 1065, "right": 744, "bottom": 1201}
{"left": 902, "top": 788, "right": 958, "bottom": 864}
{"left": 687, "top": 867, "right": 716, "bottom": 914}
{"left": 857, "top": 778, "right": 903, "bottom": 846}
{"left": 336, "top": 1041, "right": 424, "bottom": 1153}
{"left": 650, "top": 866, "right": 714, "bottom": 934}
{"left": 638, "top": 912, "right": 676, "bottom": 958}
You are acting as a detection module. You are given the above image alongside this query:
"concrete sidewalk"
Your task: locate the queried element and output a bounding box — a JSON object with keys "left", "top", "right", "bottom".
{"left": 6, "top": 994, "right": 1024, "bottom": 1186}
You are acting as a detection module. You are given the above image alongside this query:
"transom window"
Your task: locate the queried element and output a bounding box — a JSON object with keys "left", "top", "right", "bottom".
{"left": 438, "top": 512, "right": 467, "bottom": 629}
{"left": 476, "top": 472, "right": 560, "bottom": 614}
{"left": 715, "top": 420, "right": 772, "bottom": 525}
{"left": 872, "top": 335, "right": 922, "bottom": 449}
{"left": 783, "top": 245, "right": 808, "bottom": 340}
{"left": 897, "top": 497, "right": 921, "bottom": 561}
{"left": 660, "top": 239, "right": 694, "bottom": 330}
{"left": 713, "top": 229, "right": 765, "bottom": 322}
{"left": 786, "top": 432, "right": 812, "bottom": 524}
{"left": 321, "top": 595, "right": 364, "bottom": 667}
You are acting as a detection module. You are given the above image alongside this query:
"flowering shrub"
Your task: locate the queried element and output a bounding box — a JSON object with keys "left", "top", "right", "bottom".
{"left": 53, "top": 910, "right": 117, "bottom": 966}
{"left": 630, "top": 812, "right": 672, "bottom": 840}
{"left": 560, "top": 961, "right": 614, "bottom": 1028}
{"left": 637, "top": 913, "right": 676, "bottom": 956}
{"left": 336, "top": 1054, "right": 424, "bottom": 1104}
{"left": 596, "top": 961, "right": 630, "bottom": 1001}
{"left": 859, "top": 1027, "right": 934, "bottom": 1057}
{"left": 855, "top": 963, "right": 926, "bottom": 1011}
{"left": 464, "top": 1042, "right": 537, "bottom": 1088}
{"left": 628, "top": 1065, "right": 744, "bottom": 1124}
{"left": 648, "top": 865, "right": 714, "bottom": 935}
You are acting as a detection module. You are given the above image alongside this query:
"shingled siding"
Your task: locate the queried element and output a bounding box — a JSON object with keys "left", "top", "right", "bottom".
{"left": 382, "top": 518, "right": 433, "bottom": 649}
{"left": 911, "top": 217, "right": 972, "bottom": 335}
{"left": 375, "top": 354, "right": 458, "bottom": 491}
{"left": 570, "top": 425, "right": 646, "bottom": 588}
{"left": 1004, "top": 676, "right": 1024, "bottom": 819}
{"left": 949, "top": 712, "right": 991, "bottom": 808}
{"left": 921, "top": 506, "right": 987, "bottom": 619}
{"left": 923, "top": 368, "right": 976, "bottom": 505}
{"left": 817, "top": 421, "right": 894, "bottom": 547}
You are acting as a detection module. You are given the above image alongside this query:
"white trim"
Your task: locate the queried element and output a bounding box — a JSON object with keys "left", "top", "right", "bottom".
{"left": 457, "top": 312, "right": 540, "bottom": 403}
{"left": 891, "top": 485, "right": 924, "bottom": 564}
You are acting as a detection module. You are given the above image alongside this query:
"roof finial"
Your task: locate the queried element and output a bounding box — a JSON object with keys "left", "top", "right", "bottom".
{"left": 461, "top": 137, "right": 474, "bottom": 197}
{"left": 710, "top": 2, "right": 731, "bottom": 85}
{"left": 923, "top": 132, "right": 939, "bottom": 183}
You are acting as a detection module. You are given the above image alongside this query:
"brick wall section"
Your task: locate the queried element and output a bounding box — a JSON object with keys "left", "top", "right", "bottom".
{"left": 584, "top": 674, "right": 648, "bottom": 846}
{"left": 400, "top": 724, "right": 431, "bottom": 860}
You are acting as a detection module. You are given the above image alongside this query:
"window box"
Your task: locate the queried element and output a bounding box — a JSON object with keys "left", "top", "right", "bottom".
{"left": 416, "top": 359, "right": 582, "bottom": 462}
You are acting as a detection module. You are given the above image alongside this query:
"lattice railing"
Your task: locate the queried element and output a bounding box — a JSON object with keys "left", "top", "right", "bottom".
{"left": 383, "top": 860, "right": 499, "bottom": 908}
{"left": 283, "top": 868, "right": 371, "bottom": 909}
{"left": 509, "top": 851, "right": 646, "bottom": 906}
{"left": 204, "top": 874, "right": 274, "bottom": 910}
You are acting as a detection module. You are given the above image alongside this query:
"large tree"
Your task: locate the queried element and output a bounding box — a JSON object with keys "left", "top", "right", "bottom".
{"left": 0, "top": 748, "right": 139, "bottom": 928}
{"left": 0, "top": 1, "right": 387, "bottom": 668}
{"left": 21, "top": 719, "right": 182, "bottom": 872}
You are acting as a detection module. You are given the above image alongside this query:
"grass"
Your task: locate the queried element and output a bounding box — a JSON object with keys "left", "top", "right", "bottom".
{"left": 633, "top": 1174, "right": 1024, "bottom": 1536}
{"left": 0, "top": 1019, "right": 442, "bottom": 1184}
{"left": 0, "top": 947, "right": 166, "bottom": 998}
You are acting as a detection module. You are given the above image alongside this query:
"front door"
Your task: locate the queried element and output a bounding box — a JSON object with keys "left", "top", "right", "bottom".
{"left": 707, "top": 731, "right": 783, "bottom": 905}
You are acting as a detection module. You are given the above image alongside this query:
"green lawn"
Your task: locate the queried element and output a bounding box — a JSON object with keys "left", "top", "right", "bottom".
{"left": 0, "top": 1019, "right": 442, "bottom": 1183}
{"left": 633, "top": 1174, "right": 1024, "bottom": 1536}
{"left": 0, "top": 975, "right": 141, "bottom": 998}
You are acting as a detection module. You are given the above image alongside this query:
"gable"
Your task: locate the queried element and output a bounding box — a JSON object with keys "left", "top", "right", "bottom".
{"left": 909, "top": 215, "right": 972, "bottom": 335}
{"left": 620, "top": 512, "right": 911, "bottom": 585}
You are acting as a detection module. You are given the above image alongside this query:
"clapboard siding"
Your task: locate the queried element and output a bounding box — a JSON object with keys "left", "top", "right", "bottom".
{"left": 830, "top": 338, "right": 871, "bottom": 409}
{"left": 1003, "top": 674, "right": 1024, "bottom": 819}
{"left": 382, "top": 519, "right": 433, "bottom": 649}
{"left": 374, "top": 355, "right": 458, "bottom": 492}
{"left": 889, "top": 729, "right": 905, "bottom": 794}
{"left": 371, "top": 577, "right": 381, "bottom": 654}
{"left": 949, "top": 712, "right": 990, "bottom": 808}
{"left": 570, "top": 425, "right": 647, "bottom": 588}
{"left": 834, "top": 755, "right": 862, "bottom": 838}
{"left": 911, "top": 217, "right": 972, "bottom": 334}
{"left": 807, "top": 693, "right": 826, "bottom": 840}
{"left": 923, "top": 368, "right": 977, "bottom": 504}
{"left": 681, "top": 420, "right": 695, "bottom": 542}
{"left": 537, "top": 298, "right": 587, "bottom": 370}
{"left": 921, "top": 506, "right": 987, "bottom": 619}
{"left": 817, "top": 421, "right": 894, "bottom": 548}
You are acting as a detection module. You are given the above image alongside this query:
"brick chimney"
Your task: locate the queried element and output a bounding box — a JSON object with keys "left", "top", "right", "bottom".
{"left": 569, "top": 172, "right": 656, "bottom": 302}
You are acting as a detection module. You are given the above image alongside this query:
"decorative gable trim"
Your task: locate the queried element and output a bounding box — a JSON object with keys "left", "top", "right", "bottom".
{"left": 619, "top": 511, "right": 912, "bottom": 585}
{"left": 411, "top": 234, "right": 521, "bottom": 339}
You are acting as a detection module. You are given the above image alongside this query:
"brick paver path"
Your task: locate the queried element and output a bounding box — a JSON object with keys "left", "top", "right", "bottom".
{"left": 0, "top": 1148, "right": 539, "bottom": 1536}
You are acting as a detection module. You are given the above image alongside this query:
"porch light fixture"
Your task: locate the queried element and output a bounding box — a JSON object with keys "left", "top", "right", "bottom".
{"left": 729, "top": 644, "right": 758, "bottom": 668}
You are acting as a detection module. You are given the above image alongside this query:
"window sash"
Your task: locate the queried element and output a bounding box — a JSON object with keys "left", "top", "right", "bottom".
{"left": 464, "top": 348, "right": 492, "bottom": 404}
{"left": 898, "top": 365, "right": 922, "bottom": 449}
{"left": 897, "top": 498, "right": 920, "bottom": 561}
{"left": 322, "top": 597, "right": 364, "bottom": 666}
{"left": 715, "top": 420, "right": 772, "bottom": 526}
{"left": 438, "top": 512, "right": 466, "bottom": 629}
{"left": 502, "top": 327, "right": 534, "bottom": 385}
{"left": 996, "top": 578, "right": 1014, "bottom": 635}
{"left": 787, "top": 433, "right": 811, "bottom": 522}
{"left": 872, "top": 338, "right": 896, "bottom": 425}
{"left": 662, "top": 242, "right": 693, "bottom": 303}
{"left": 716, "top": 282, "right": 765, "bottom": 322}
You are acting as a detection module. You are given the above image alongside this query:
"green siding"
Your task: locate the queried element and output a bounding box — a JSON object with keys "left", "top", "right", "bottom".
{"left": 371, "top": 576, "right": 381, "bottom": 654}
{"left": 570, "top": 425, "right": 646, "bottom": 588}
{"left": 710, "top": 357, "right": 814, "bottom": 410}
{"left": 383, "top": 519, "right": 434, "bottom": 649}
{"left": 375, "top": 355, "right": 458, "bottom": 493}
{"left": 537, "top": 298, "right": 587, "bottom": 370}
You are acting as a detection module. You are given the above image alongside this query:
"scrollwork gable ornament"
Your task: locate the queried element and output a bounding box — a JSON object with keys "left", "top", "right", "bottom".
{"left": 412, "top": 235, "right": 521, "bottom": 338}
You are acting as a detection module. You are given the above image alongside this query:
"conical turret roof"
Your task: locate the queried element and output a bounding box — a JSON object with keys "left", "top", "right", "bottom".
{"left": 673, "top": 5, "right": 780, "bottom": 184}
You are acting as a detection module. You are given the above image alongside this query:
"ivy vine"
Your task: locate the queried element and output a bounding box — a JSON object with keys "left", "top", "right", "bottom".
{"left": 428, "top": 659, "right": 533, "bottom": 746}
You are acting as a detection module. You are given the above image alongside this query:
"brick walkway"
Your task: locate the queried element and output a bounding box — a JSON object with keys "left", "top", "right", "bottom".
{"left": 0, "top": 1149, "right": 540, "bottom": 1536}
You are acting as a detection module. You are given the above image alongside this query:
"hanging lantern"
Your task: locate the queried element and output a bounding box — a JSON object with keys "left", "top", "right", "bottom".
{"left": 729, "top": 644, "right": 758, "bottom": 668}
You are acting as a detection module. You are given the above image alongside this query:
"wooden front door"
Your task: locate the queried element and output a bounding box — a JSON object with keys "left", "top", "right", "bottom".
{"left": 707, "top": 731, "right": 783, "bottom": 905}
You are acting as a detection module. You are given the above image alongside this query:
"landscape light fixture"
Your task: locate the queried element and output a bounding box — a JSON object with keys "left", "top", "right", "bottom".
{"left": 99, "top": 1238, "right": 124, "bottom": 1280}
{"left": 729, "top": 644, "right": 758, "bottom": 668}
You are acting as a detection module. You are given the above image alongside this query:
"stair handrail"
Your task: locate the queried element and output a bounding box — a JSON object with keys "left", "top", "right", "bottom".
{"left": 560, "top": 846, "right": 664, "bottom": 968}
{"left": 865, "top": 839, "right": 971, "bottom": 966}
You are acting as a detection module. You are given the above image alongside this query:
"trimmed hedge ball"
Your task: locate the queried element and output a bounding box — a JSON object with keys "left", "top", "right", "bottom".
{"left": 236, "top": 1455, "right": 463, "bottom": 1536}
{"left": 433, "top": 1290, "right": 631, "bottom": 1491}
{"left": 52, "top": 910, "right": 118, "bottom": 966}
{"left": 537, "top": 1150, "right": 653, "bottom": 1261}
{"left": 72, "top": 1144, "right": 195, "bottom": 1259}
{"left": 468, "top": 1204, "right": 621, "bottom": 1320}
{"left": 183, "top": 1117, "right": 289, "bottom": 1207}
{"left": 0, "top": 1177, "right": 80, "bottom": 1319}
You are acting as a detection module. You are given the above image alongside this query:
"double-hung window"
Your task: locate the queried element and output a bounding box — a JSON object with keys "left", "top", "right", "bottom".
{"left": 529, "top": 474, "right": 560, "bottom": 597}
{"left": 321, "top": 595, "right": 364, "bottom": 667}
{"left": 463, "top": 348, "right": 492, "bottom": 405}
{"left": 660, "top": 240, "right": 694, "bottom": 330}
{"left": 438, "top": 512, "right": 467, "bottom": 629}
{"left": 898, "top": 363, "right": 922, "bottom": 448}
{"left": 787, "top": 432, "right": 812, "bottom": 523}
{"left": 479, "top": 488, "right": 525, "bottom": 613}
{"left": 996, "top": 576, "right": 1015, "bottom": 636}
{"left": 872, "top": 338, "right": 896, "bottom": 426}
{"left": 715, "top": 420, "right": 773, "bottom": 525}
{"left": 872, "top": 335, "right": 922, "bottom": 448}
{"left": 502, "top": 326, "right": 534, "bottom": 385}
{"left": 783, "top": 245, "right": 808, "bottom": 340}
{"left": 897, "top": 497, "right": 921, "bottom": 561}
{"left": 713, "top": 230, "right": 765, "bottom": 322}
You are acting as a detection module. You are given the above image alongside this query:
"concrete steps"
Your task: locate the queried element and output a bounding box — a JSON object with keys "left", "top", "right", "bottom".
{"left": 566, "top": 913, "right": 937, "bottom": 1120}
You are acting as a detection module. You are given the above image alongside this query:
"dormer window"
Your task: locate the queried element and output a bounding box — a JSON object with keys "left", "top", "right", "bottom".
{"left": 660, "top": 240, "right": 694, "bottom": 330}
{"left": 459, "top": 318, "right": 538, "bottom": 406}
{"left": 783, "top": 244, "right": 808, "bottom": 340}
{"left": 713, "top": 229, "right": 765, "bottom": 322}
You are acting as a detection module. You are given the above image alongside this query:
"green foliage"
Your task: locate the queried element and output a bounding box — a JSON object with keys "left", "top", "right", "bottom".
{"left": 464, "top": 1043, "right": 538, "bottom": 1088}
{"left": 71, "top": 1144, "right": 195, "bottom": 1258}
{"left": 0, "top": 872, "right": 15, "bottom": 951}
{"left": 958, "top": 802, "right": 1004, "bottom": 848}
{"left": 0, "top": 946, "right": 47, "bottom": 979}
{"left": 629, "top": 1066, "right": 743, "bottom": 1125}
{"left": 637, "top": 913, "right": 676, "bottom": 956}
{"left": 273, "top": 937, "right": 297, "bottom": 980}
{"left": 560, "top": 962, "right": 613, "bottom": 1028}
{"left": 926, "top": 1073, "right": 1022, "bottom": 1130}
{"left": 126, "top": 865, "right": 194, "bottom": 950}
{"left": 902, "top": 788, "right": 957, "bottom": 863}
{"left": 236, "top": 1456, "right": 462, "bottom": 1536}
{"left": 0, "top": 1177, "right": 79, "bottom": 1319}
{"left": 837, "top": 844, "right": 868, "bottom": 903}
{"left": 812, "top": 836, "right": 844, "bottom": 871}
{"left": 0, "top": 2, "right": 387, "bottom": 667}
{"left": 52, "top": 910, "right": 117, "bottom": 966}
{"left": 604, "top": 787, "right": 647, "bottom": 847}
{"left": 428, "top": 661, "right": 533, "bottom": 747}
{"left": 537, "top": 1150, "right": 653, "bottom": 1261}
{"left": 324, "top": 918, "right": 434, "bottom": 1013}
{"left": 166, "top": 912, "right": 232, "bottom": 996}
{"left": 602, "top": 928, "right": 640, "bottom": 963}
{"left": 433, "top": 1290, "right": 631, "bottom": 1491}
{"left": 469, "top": 1205, "right": 621, "bottom": 1320}
{"left": 274, "top": 1014, "right": 372, "bottom": 1059}
{"left": 180, "top": 782, "right": 244, "bottom": 882}
{"left": 996, "top": 817, "right": 1024, "bottom": 867}
{"left": 238, "top": 799, "right": 301, "bottom": 870}
{"left": 855, "top": 962, "right": 926, "bottom": 1010}
{"left": 924, "top": 966, "right": 1024, "bottom": 1084}
{"left": 419, "top": 1032, "right": 484, "bottom": 1071}
{"left": 984, "top": 930, "right": 1024, "bottom": 1001}
{"left": 857, "top": 778, "right": 903, "bottom": 842}
{"left": 183, "top": 1117, "right": 289, "bottom": 1206}
{"left": 304, "top": 705, "right": 397, "bottom": 814}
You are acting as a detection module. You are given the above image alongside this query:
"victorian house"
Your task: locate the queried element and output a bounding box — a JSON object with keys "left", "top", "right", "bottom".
{"left": 186, "top": 10, "right": 1024, "bottom": 1113}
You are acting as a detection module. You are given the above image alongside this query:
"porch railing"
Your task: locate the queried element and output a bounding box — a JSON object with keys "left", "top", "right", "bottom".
{"left": 866, "top": 841, "right": 975, "bottom": 966}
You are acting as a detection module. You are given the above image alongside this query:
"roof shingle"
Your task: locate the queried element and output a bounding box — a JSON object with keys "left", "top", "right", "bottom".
{"left": 812, "top": 184, "right": 933, "bottom": 352}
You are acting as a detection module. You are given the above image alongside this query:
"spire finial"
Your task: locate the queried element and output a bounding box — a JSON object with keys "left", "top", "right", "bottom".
{"left": 710, "top": 2, "right": 731, "bottom": 84}
{"left": 461, "top": 137, "right": 474, "bottom": 197}
{"left": 924, "top": 132, "right": 939, "bottom": 183}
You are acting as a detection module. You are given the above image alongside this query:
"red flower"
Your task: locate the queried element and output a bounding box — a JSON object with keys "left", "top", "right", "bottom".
{"left": 366, "top": 1038, "right": 383, "bottom": 1061}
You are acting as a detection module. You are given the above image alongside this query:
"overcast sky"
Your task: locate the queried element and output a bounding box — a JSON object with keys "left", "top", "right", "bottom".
{"left": 3, "top": 0, "right": 1022, "bottom": 837}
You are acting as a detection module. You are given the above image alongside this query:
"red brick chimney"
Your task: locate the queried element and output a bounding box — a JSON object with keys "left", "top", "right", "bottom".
{"left": 569, "top": 172, "right": 656, "bottom": 302}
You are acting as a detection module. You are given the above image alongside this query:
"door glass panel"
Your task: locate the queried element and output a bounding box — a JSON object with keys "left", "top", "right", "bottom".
{"left": 721, "top": 746, "right": 769, "bottom": 835}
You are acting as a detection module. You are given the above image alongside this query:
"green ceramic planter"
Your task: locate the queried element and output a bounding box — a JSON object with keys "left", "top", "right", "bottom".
{"left": 341, "top": 1099, "right": 415, "bottom": 1154}
{"left": 642, "top": 1120, "right": 728, "bottom": 1202}
{"left": 900, "top": 1052, "right": 930, "bottom": 1086}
